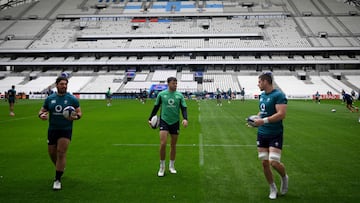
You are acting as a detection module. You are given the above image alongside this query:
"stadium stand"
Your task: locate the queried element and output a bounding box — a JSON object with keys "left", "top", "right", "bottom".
{"left": 16, "top": 76, "right": 57, "bottom": 94}
{"left": 0, "top": 76, "right": 25, "bottom": 93}
{"left": 0, "top": 0, "right": 358, "bottom": 99}
{"left": 346, "top": 75, "right": 360, "bottom": 88}
{"left": 202, "top": 74, "right": 240, "bottom": 93}
{"left": 67, "top": 76, "right": 93, "bottom": 93}
{"left": 152, "top": 70, "right": 177, "bottom": 81}
{"left": 133, "top": 74, "right": 148, "bottom": 81}
{"left": 81, "top": 75, "right": 124, "bottom": 93}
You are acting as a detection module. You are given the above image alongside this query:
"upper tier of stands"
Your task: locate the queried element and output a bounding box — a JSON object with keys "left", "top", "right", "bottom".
{"left": 1, "top": 0, "right": 359, "bottom": 52}
{"left": 1, "top": 69, "right": 359, "bottom": 97}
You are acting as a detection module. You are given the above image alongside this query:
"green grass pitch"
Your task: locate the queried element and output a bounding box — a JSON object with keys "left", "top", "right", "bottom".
{"left": 0, "top": 98, "right": 359, "bottom": 202}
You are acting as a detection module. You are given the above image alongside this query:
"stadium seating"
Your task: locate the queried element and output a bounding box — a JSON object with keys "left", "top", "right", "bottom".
{"left": 0, "top": 0, "right": 358, "bottom": 99}
{"left": 237, "top": 76, "right": 261, "bottom": 97}
{"left": 203, "top": 74, "right": 240, "bottom": 93}
{"left": 152, "top": 70, "right": 177, "bottom": 81}
{"left": 67, "top": 76, "right": 93, "bottom": 93}
{"left": 0, "top": 76, "right": 25, "bottom": 93}
{"left": 81, "top": 75, "right": 124, "bottom": 93}
{"left": 346, "top": 75, "right": 360, "bottom": 89}
{"left": 16, "top": 76, "right": 56, "bottom": 94}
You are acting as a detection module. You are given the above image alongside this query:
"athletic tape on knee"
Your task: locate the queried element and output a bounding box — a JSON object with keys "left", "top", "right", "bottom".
{"left": 258, "top": 152, "right": 269, "bottom": 160}
{"left": 269, "top": 152, "right": 281, "bottom": 162}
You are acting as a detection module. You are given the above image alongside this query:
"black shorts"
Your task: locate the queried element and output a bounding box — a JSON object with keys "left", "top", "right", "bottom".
{"left": 159, "top": 119, "right": 180, "bottom": 135}
{"left": 8, "top": 98, "right": 15, "bottom": 104}
{"left": 48, "top": 129, "right": 72, "bottom": 145}
{"left": 346, "top": 99, "right": 353, "bottom": 105}
{"left": 257, "top": 133, "right": 283, "bottom": 150}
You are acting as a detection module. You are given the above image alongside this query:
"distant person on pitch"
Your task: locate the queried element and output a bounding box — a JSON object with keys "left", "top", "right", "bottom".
{"left": 342, "top": 92, "right": 358, "bottom": 112}
{"left": 106, "top": 87, "right": 112, "bottom": 106}
{"left": 38, "top": 76, "right": 82, "bottom": 190}
{"left": 148, "top": 77, "right": 188, "bottom": 177}
{"left": 7, "top": 85, "right": 16, "bottom": 116}
{"left": 216, "top": 88, "right": 222, "bottom": 106}
{"left": 240, "top": 87, "right": 245, "bottom": 102}
{"left": 47, "top": 86, "right": 54, "bottom": 97}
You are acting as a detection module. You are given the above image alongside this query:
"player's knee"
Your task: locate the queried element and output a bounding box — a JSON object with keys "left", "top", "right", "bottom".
{"left": 258, "top": 152, "right": 269, "bottom": 161}
{"left": 269, "top": 152, "right": 281, "bottom": 163}
{"left": 160, "top": 142, "right": 167, "bottom": 148}
{"left": 261, "top": 160, "right": 270, "bottom": 169}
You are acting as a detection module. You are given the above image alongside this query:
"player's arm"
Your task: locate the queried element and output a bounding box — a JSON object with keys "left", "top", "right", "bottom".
{"left": 38, "top": 107, "right": 49, "bottom": 120}
{"left": 256, "top": 104, "right": 287, "bottom": 126}
{"left": 148, "top": 104, "right": 160, "bottom": 121}
{"left": 149, "top": 95, "right": 161, "bottom": 121}
{"left": 180, "top": 104, "right": 188, "bottom": 120}
{"left": 271, "top": 104, "right": 287, "bottom": 121}
{"left": 70, "top": 106, "right": 82, "bottom": 121}
{"left": 180, "top": 101, "right": 188, "bottom": 128}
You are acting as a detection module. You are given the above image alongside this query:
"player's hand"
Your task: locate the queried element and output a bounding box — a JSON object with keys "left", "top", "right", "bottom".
{"left": 68, "top": 113, "right": 80, "bottom": 121}
{"left": 182, "top": 119, "right": 188, "bottom": 128}
{"left": 245, "top": 123, "right": 254, "bottom": 128}
{"left": 253, "top": 118, "right": 264, "bottom": 127}
{"left": 39, "top": 112, "right": 48, "bottom": 120}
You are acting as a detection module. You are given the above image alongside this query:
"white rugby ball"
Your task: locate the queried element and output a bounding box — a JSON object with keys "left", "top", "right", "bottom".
{"left": 331, "top": 109, "right": 336, "bottom": 112}
{"left": 150, "top": 115, "right": 160, "bottom": 129}
{"left": 61, "top": 72, "right": 70, "bottom": 78}
{"left": 246, "top": 115, "right": 260, "bottom": 127}
{"left": 63, "top": 106, "right": 76, "bottom": 119}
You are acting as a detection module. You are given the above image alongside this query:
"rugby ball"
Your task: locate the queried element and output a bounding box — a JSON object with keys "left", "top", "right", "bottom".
{"left": 331, "top": 109, "right": 336, "bottom": 112}
{"left": 63, "top": 106, "right": 76, "bottom": 119}
{"left": 150, "top": 115, "right": 160, "bottom": 129}
{"left": 61, "top": 72, "right": 70, "bottom": 78}
{"left": 246, "top": 115, "right": 260, "bottom": 127}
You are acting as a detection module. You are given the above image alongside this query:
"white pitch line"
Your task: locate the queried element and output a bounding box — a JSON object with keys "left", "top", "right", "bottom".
{"left": 112, "top": 143, "right": 262, "bottom": 147}
{"left": 198, "top": 105, "right": 204, "bottom": 166}
{"left": 199, "top": 133, "right": 204, "bottom": 166}
{"left": 0, "top": 115, "right": 36, "bottom": 123}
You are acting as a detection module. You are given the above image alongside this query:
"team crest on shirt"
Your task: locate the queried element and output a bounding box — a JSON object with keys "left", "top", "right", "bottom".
{"left": 64, "top": 100, "right": 68, "bottom": 104}
{"left": 267, "top": 98, "right": 271, "bottom": 102}
{"left": 51, "top": 100, "right": 56, "bottom": 104}
{"left": 168, "top": 98, "right": 175, "bottom": 106}
{"left": 260, "top": 103, "right": 266, "bottom": 111}
{"left": 55, "top": 105, "right": 62, "bottom": 113}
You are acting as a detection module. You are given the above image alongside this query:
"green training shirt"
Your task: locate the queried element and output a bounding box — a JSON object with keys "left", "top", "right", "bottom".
{"left": 155, "top": 90, "right": 187, "bottom": 125}
{"left": 43, "top": 93, "right": 80, "bottom": 130}
{"left": 7, "top": 88, "right": 16, "bottom": 99}
{"left": 258, "top": 89, "right": 287, "bottom": 136}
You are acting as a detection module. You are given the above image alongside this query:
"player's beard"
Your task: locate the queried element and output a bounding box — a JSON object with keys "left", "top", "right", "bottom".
{"left": 57, "top": 87, "right": 67, "bottom": 95}
{"left": 169, "top": 87, "right": 176, "bottom": 92}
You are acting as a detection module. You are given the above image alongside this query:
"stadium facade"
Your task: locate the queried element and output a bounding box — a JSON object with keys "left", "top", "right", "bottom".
{"left": 0, "top": 0, "right": 359, "bottom": 99}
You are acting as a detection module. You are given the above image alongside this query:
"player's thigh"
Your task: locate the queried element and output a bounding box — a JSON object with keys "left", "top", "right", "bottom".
{"left": 159, "top": 130, "right": 168, "bottom": 144}
{"left": 48, "top": 145, "right": 57, "bottom": 154}
{"left": 170, "top": 134, "right": 178, "bottom": 146}
{"left": 57, "top": 138, "right": 71, "bottom": 153}
{"left": 257, "top": 147, "right": 269, "bottom": 153}
{"left": 269, "top": 147, "right": 282, "bottom": 154}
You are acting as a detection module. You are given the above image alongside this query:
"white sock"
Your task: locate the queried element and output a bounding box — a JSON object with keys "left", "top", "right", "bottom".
{"left": 270, "top": 182, "right": 277, "bottom": 189}
{"left": 169, "top": 160, "right": 175, "bottom": 168}
{"left": 160, "top": 160, "right": 165, "bottom": 168}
